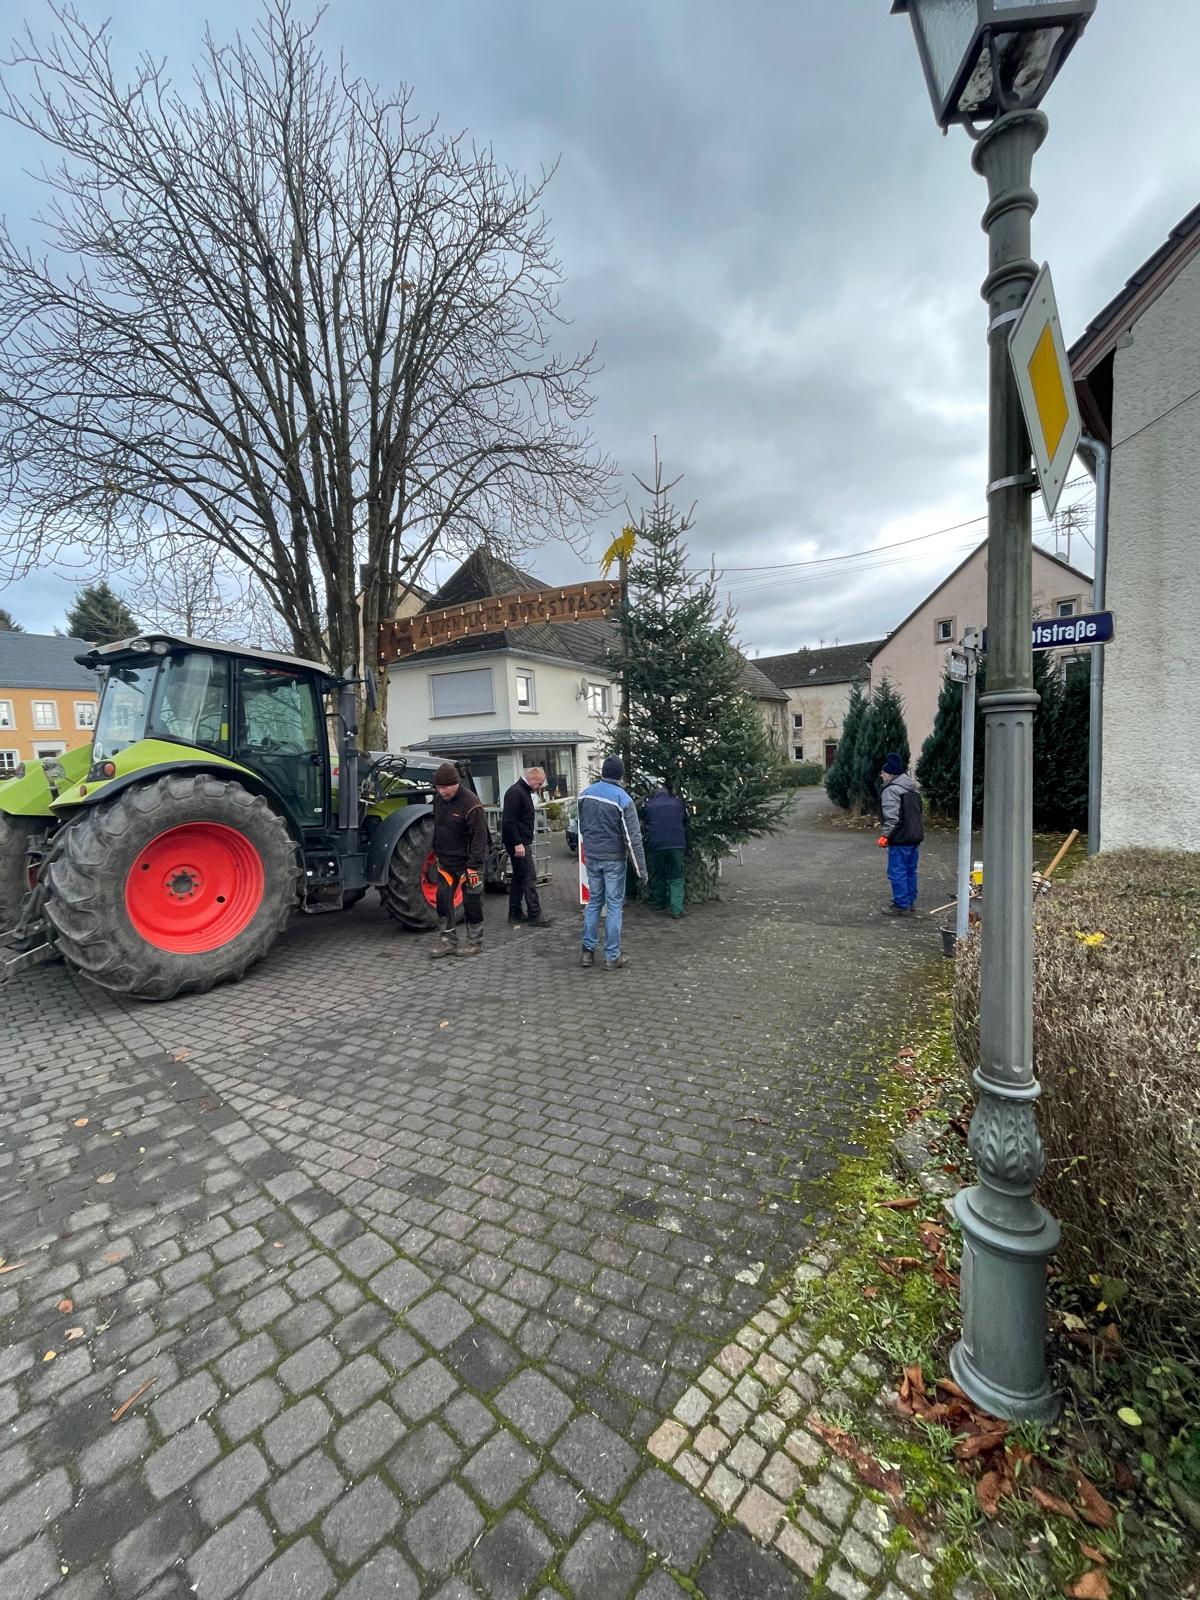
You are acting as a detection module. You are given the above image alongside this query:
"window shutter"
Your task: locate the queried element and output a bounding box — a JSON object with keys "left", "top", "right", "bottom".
{"left": 430, "top": 668, "right": 495, "bottom": 717}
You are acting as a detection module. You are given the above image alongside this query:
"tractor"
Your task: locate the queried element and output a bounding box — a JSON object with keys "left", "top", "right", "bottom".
{"left": 0, "top": 634, "right": 470, "bottom": 1001}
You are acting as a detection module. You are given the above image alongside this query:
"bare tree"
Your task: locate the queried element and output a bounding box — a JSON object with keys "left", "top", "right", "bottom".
{"left": 0, "top": 2, "right": 614, "bottom": 732}
{"left": 127, "top": 539, "right": 294, "bottom": 649}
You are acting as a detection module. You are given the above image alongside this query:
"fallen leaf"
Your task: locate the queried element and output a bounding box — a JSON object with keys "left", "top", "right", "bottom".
{"left": 931, "top": 1261, "right": 961, "bottom": 1290}
{"left": 43, "top": 1351, "right": 57, "bottom": 1362}
{"left": 878, "top": 1256, "right": 924, "bottom": 1277}
{"left": 272, "top": 1241, "right": 284, "bottom": 1249}
{"left": 976, "top": 1469, "right": 1004, "bottom": 1517}
{"left": 894, "top": 1061, "right": 916, "bottom": 1079}
{"left": 1111, "top": 1460, "right": 1136, "bottom": 1492}
{"left": 65, "top": 1327, "right": 85, "bottom": 1341}
{"left": 438, "top": 1021, "right": 449, "bottom": 1029}
{"left": 96, "top": 1172, "right": 116, "bottom": 1184}
{"left": 862, "top": 1285, "right": 880, "bottom": 1300}
{"left": 111, "top": 1377, "right": 156, "bottom": 1423}
{"left": 808, "top": 1416, "right": 904, "bottom": 1502}
{"left": 1067, "top": 1570, "right": 1111, "bottom": 1600}
{"left": 897, "top": 1046, "right": 915, "bottom": 1058}
{"left": 1029, "top": 1484, "right": 1078, "bottom": 1520}
{"left": 174, "top": 1049, "right": 190, "bottom": 1061}
{"left": 0, "top": 1261, "right": 27, "bottom": 1277}
{"left": 1079, "top": 1545, "right": 1109, "bottom": 1565}
{"left": 73, "top": 1117, "right": 88, "bottom": 1128}
{"left": 917, "top": 1221, "right": 948, "bottom": 1253}
{"left": 877, "top": 1197, "right": 920, "bottom": 1211}
{"left": 1116, "top": 1406, "right": 1141, "bottom": 1428}
{"left": 954, "top": 1431, "right": 1008, "bottom": 1462}
{"left": 1072, "top": 1468, "right": 1116, "bottom": 1530}
{"left": 935, "top": 1377, "right": 968, "bottom": 1399}
{"left": 57, "top": 1298, "right": 74, "bottom": 1313}
{"left": 102, "top": 1251, "right": 126, "bottom": 1264}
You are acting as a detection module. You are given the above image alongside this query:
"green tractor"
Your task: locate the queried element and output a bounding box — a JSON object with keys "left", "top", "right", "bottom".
{"left": 0, "top": 634, "right": 465, "bottom": 1000}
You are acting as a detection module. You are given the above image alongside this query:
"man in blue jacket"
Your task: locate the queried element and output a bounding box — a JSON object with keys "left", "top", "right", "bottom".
{"left": 644, "top": 785, "right": 687, "bottom": 919}
{"left": 578, "top": 755, "right": 647, "bottom": 971}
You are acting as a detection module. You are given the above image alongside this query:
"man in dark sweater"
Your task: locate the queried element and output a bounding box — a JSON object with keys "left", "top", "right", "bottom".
{"left": 644, "top": 786, "right": 688, "bottom": 919}
{"left": 501, "top": 766, "right": 553, "bottom": 928}
{"left": 430, "top": 761, "right": 488, "bottom": 958}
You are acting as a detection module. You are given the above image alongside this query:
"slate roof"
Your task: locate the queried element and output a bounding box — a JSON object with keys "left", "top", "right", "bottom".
{"left": 737, "top": 658, "right": 789, "bottom": 702}
{"left": 754, "top": 641, "right": 880, "bottom": 690}
{"left": 0, "top": 631, "right": 96, "bottom": 691}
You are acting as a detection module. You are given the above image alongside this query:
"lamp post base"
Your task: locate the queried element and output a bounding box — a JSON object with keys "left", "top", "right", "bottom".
{"left": 951, "top": 1182, "right": 1061, "bottom": 1423}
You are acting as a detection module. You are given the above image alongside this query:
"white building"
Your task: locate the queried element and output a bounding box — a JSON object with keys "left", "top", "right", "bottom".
{"left": 385, "top": 549, "right": 616, "bottom": 802}
{"left": 754, "top": 642, "right": 879, "bottom": 769}
{"left": 1071, "top": 202, "right": 1200, "bottom": 852}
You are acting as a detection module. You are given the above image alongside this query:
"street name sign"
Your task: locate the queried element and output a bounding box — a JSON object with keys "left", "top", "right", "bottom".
{"left": 981, "top": 611, "right": 1114, "bottom": 653}
{"left": 1009, "top": 262, "right": 1082, "bottom": 522}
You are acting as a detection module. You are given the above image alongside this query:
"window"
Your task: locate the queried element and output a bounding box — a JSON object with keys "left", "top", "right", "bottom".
{"left": 515, "top": 670, "right": 536, "bottom": 712}
{"left": 935, "top": 618, "right": 955, "bottom": 644}
{"left": 1055, "top": 597, "right": 1079, "bottom": 618}
{"left": 75, "top": 700, "right": 96, "bottom": 730}
{"left": 793, "top": 745, "right": 804, "bottom": 762}
{"left": 0, "top": 700, "right": 13, "bottom": 730}
{"left": 33, "top": 741, "right": 67, "bottom": 758}
{"left": 32, "top": 700, "right": 58, "bottom": 730}
{"left": 792, "top": 712, "right": 804, "bottom": 730}
{"left": 94, "top": 663, "right": 157, "bottom": 758}
{"left": 429, "top": 667, "right": 494, "bottom": 718}
{"left": 236, "top": 662, "right": 325, "bottom": 822}
{"left": 151, "top": 652, "right": 229, "bottom": 750}
{"left": 0, "top": 749, "right": 18, "bottom": 772}
{"left": 587, "top": 682, "right": 611, "bottom": 717}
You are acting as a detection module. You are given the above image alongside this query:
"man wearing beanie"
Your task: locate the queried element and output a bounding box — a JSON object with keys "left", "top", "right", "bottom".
{"left": 877, "top": 751, "right": 924, "bottom": 916}
{"left": 577, "top": 754, "right": 647, "bottom": 970}
{"left": 429, "top": 761, "right": 488, "bottom": 958}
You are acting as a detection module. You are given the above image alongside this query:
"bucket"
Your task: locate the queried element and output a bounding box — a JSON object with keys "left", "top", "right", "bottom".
{"left": 941, "top": 925, "right": 957, "bottom": 959}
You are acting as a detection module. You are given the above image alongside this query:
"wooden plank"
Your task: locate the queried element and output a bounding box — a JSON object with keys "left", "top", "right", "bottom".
{"left": 379, "top": 581, "right": 624, "bottom": 661}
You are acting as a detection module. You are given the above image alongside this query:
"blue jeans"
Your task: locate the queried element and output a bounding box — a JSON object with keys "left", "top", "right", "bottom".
{"left": 582, "top": 860, "right": 627, "bottom": 962}
{"left": 887, "top": 844, "right": 920, "bottom": 909}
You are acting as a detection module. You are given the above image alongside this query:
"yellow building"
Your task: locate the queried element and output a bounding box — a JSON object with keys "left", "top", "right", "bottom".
{"left": 0, "top": 633, "right": 99, "bottom": 772}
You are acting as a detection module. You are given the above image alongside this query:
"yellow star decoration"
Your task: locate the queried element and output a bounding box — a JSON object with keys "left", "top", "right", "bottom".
{"left": 600, "top": 525, "right": 637, "bottom": 577}
{"left": 1074, "top": 930, "right": 1106, "bottom": 946}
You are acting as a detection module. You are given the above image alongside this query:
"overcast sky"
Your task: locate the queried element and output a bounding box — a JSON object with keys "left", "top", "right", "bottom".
{"left": 1, "top": 1, "right": 1196, "bottom": 651}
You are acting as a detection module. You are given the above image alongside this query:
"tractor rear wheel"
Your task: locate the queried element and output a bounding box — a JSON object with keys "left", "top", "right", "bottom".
{"left": 46, "top": 774, "right": 300, "bottom": 1001}
{"left": 379, "top": 813, "right": 463, "bottom": 931}
{"left": 0, "top": 813, "right": 42, "bottom": 933}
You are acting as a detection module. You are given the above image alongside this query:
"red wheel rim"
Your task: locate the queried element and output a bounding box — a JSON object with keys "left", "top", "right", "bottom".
{"left": 125, "top": 823, "right": 265, "bottom": 953}
{"left": 421, "top": 850, "right": 464, "bottom": 911}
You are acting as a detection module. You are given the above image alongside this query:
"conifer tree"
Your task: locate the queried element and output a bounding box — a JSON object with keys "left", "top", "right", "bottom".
{"left": 608, "top": 462, "right": 788, "bottom": 901}
{"left": 65, "top": 581, "right": 137, "bottom": 644}
{"left": 825, "top": 680, "right": 867, "bottom": 810}
{"left": 850, "top": 676, "right": 910, "bottom": 814}
{"left": 916, "top": 663, "right": 986, "bottom": 821}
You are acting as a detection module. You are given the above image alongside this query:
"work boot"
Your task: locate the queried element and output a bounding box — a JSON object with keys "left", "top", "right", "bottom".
{"left": 527, "top": 916, "right": 554, "bottom": 929}
{"left": 605, "top": 954, "right": 629, "bottom": 971}
{"left": 580, "top": 949, "right": 595, "bottom": 968}
{"left": 456, "top": 941, "right": 482, "bottom": 957}
{"left": 429, "top": 936, "right": 458, "bottom": 959}
{"left": 881, "top": 904, "right": 911, "bottom": 917}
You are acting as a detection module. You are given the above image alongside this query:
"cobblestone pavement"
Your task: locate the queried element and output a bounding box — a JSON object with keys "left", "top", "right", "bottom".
{"left": 1, "top": 793, "right": 962, "bottom": 1599}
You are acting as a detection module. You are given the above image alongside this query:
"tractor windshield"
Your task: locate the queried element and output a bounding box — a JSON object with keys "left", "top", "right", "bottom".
{"left": 93, "top": 663, "right": 157, "bottom": 759}
{"left": 151, "top": 652, "right": 229, "bottom": 752}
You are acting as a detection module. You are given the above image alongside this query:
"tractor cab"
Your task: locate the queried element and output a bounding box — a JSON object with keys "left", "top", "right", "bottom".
{"left": 77, "top": 634, "right": 337, "bottom": 833}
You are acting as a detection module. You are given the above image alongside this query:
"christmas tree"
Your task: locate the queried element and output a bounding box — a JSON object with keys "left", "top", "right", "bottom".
{"left": 66, "top": 581, "right": 137, "bottom": 644}
{"left": 607, "top": 462, "right": 788, "bottom": 900}
{"left": 849, "top": 676, "right": 911, "bottom": 814}
{"left": 824, "top": 680, "right": 867, "bottom": 810}
{"left": 916, "top": 664, "right": 985, "bottom": 821}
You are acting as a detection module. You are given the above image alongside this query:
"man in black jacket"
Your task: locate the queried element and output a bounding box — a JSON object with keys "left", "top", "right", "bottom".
{"left": 501, "top": 766, "right": 553, "bottom": 928}
{"left": 430, "top": 762, "right": 488, "bottom": 958}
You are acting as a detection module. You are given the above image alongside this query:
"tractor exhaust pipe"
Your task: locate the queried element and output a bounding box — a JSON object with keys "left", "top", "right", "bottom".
{"left": 336, "top": 673, "right": 360, "bottom": 833}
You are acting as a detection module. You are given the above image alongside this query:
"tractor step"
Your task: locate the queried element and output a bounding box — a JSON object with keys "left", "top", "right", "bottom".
{"left": 1, "top": 942, "right": 58, "bottom": 982}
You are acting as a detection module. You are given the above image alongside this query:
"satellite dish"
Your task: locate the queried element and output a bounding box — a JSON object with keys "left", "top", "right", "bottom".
{"left": 577, "top": 675, "right": 590, "bottom": 699}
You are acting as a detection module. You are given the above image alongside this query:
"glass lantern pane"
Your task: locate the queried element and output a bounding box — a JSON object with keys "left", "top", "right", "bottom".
{"left": 910, "top": 0, "right": 979, "bottom": 103}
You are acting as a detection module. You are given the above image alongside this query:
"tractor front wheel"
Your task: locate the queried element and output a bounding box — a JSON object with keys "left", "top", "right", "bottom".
{"left": 379, "top": 813, "right": 463, "bottom": 931}
{"left": 46, "top": 775, "right": 300, "bottom": 1001}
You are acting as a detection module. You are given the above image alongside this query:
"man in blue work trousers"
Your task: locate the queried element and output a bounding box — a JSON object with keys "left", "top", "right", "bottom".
{"left": 877, "top": 752, "right": 924, "bottom": 916}
{"left": 578, "top": 755, "right": 647, "bottom": 970}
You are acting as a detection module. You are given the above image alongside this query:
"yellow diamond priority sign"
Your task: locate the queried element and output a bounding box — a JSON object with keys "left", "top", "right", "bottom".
{"left": 1008, "top": 262, "right": 1081, "bottom": 522}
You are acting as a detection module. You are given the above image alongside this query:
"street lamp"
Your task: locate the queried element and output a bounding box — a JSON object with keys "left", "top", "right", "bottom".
{"left": 893, "top": 0, "right": 1096, "bottom": 1423}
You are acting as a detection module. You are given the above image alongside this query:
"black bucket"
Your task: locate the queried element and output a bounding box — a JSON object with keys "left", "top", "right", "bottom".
{"left": 941, "top": 925, "right": 957, "bottom": 959}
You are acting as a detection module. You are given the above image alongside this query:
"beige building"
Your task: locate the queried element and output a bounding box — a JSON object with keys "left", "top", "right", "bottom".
{"left": 869, "top": 542, "right": 1093, "bottom": 759}
{"left": 754, "top": 642, "right": 879, "bottom": 768}
{"left": 1072, "top": 203, "right": 1200, "bottom": 852}
{"left": 0, "top": 633, "right": 98, "bottom": 772}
